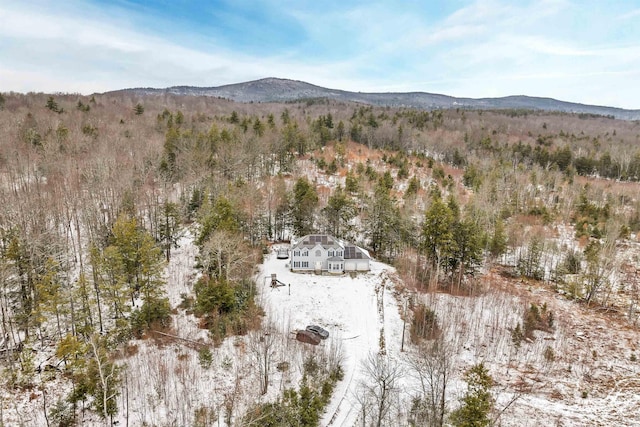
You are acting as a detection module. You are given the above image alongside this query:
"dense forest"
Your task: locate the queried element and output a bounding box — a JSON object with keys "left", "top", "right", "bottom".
{"left": 1, "top": 91, "right": 639, "bottom": 426}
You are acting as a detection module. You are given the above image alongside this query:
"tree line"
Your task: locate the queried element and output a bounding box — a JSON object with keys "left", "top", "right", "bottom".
{"left": 0, "top": 91, "right": 639, "bottom": 424}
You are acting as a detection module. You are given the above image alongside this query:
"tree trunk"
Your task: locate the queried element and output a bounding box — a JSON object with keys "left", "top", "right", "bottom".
{"left": 42, "top": 388, "right": 50, "bottom": 427}
{"left": 92, "top": 269, "right": 104, "bottom": 333}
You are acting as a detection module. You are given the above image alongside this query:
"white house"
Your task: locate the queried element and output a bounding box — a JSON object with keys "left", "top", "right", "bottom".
{"left": 289, "top": 234, "right": 370, "bottom": 273}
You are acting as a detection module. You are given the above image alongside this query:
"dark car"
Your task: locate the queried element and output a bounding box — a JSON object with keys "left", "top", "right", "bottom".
{"left": 306, "top": 325, "right": 329, "bottom": 339}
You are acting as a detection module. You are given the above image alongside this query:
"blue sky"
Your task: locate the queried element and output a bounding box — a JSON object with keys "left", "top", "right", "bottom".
{"left": 1, "top": 0, "right": 639, "bottom": 109}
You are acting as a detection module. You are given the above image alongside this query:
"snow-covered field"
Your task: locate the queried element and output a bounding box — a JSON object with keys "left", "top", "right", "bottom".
{"left": 3, "top": 231, "right": 640, "bottom": 426}
{"left": 259, "top": 246, "right": 404, "bottom": 426}
{"left": 259, "top": 245, "right": 640, "bottom": 426}
{"left": 110, "top": 237, "right": 410, "bottom": 426}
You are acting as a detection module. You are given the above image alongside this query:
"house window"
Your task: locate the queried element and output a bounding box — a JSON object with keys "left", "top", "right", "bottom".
{"left": 294, "top": 251, "right": 300, "bottom": 256}
{"left": 336, "top": 251, "right": 342, "bottom": 257}
{"left": 302, "top": 251, "right": 308, "bottom": 256}
{"left": 328, "top": 250, "right": 334, "bottom": 257}
{"left": 316, "top": 250, "right": 321, "bottom": 257}
{"left": 293, "top": 261, "right": 300, "bottom": 268}
{"left": 302, "top": 261, "right": 309, "bottom": 268}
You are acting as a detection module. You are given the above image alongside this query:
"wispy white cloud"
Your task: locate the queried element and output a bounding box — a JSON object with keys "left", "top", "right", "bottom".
{"left": 516, "top": 36, "right": 598, "bottom": 57}
{"left": 0, "top": 1, "right": 368, "bottom": 93}
{"left": 0, "top": 6, "right": 142, "bottom": 53}
{"left": 619, "top": 8, "right": 640, "bottom": 20}
{"left": 0, "top": 0, "right": 639, "bottom": 109}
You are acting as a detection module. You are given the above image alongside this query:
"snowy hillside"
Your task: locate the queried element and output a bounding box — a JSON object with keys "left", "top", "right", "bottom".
{"left": 260, "top": 246, "right": 402, "bottom": 426}
{"left": 3, "top": 226, "right": 640, "bottom": 426}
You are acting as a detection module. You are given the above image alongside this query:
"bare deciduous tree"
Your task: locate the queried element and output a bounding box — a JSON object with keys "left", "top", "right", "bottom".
{"left": 357, "top": 352, "right": 403, "bottom": 427}
{"left": 408, "top": 339, "right": 453, "bottom": 427}
{"left": 248, "top": 323, "right": 277, "bottom": 395}
{"left": 88, "top": 335, "right": 119, "bottom": 426}
{"left": 200, "top": 230, "right": 257, "bottom": 282}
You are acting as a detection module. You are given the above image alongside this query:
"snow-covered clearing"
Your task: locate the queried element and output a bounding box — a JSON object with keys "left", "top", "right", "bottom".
{"left": 97, "top": 235, "right": 640, "bottom": 426}
{"left": 259, "top": 247, "right": 403, "bottom": 426}
{"left": 4, "top": 229, "right": 640, "bottom": 426}
{"left": 259, "top": 245, "right": 640, "bottom": 426}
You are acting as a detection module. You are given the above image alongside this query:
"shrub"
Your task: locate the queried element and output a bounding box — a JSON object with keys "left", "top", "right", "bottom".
{"left": 404, "top": 176, "right": 420, "bottom": 198}
{"left": 528, "top": 205, "right": 552, "bottom": 224}
{"left": 243, "top": 351, "right": 343, "bottom": 426}
{"left": 326, "top": 159, "right": 338, "bottom": 175}
{"left": 432, "top": 166, "right": 445, "bottom": 181}
{"left": 544, "top": 346, "right": 555, "bottom": 362}
{"left": 563, "top": 250, "right": 582, "bottom": 274}
{"left": 222, "top": 356, "right": 233, "bottom": 370}
{"left": 316, "top": 157, "right": 327, "bottom": 170}
{"left": 276, "top": 361, "right": 290, "bottom": 372}
{"left": 397, "top": 162, "right": 409, "bottom": 180}
{"left": 82, "top": 124, "right": 98, "bottom": 138}
{"left": 178, "top": 292, "right": 194, "bottom": 311}
{"left": 463, "top": 164, "right": 482, "bottom": 190}
{"left": 194, "top": 276, "right": 260, "bottom": 342}
{"left": 133, "top": 103, "right": 144, "bottom": 115}
{"left": 411, "top": 303, "right": 439, "bottom": 343}
{"left": 49, "top": 399, "right": 75, "bottom": 427}
{"left": 193, "top": 406, "right": 216, "bottom": 427}
{"left": 513, "top": 303, "right": 555, "bottom": 347}
{"left": 198, "top": 347, "right": 213, "bottom": 369}
{"left": 194, "top": 277, "right": 237, "bottom": 316}
{"left": 523, "top": 302, "right": 554, "bottom": 340}
{"left": 303, "top": 355, "right": 320, "bottom": 377}
{"left": 511, "top": 323, "right": 524, "bottom": 349}
{"left": 516, "top": 238, "right": 545, "bottom": 280}
{"left": 243, "top": 365, "right": 343, "bottom": 427}
{"left": 130, "top": 297, "right": 172, "bottom": 337}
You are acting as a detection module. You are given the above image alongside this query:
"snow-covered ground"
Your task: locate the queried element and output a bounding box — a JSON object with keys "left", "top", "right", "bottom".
{"left": 4, "top": 229, "right": 640, "bottom": 426}
{"left": 258, "top": 246, "right": 404, "bottom": 426}
{"left": 110, "top": 234, "right": 408, "bottom": 427}
{"left": 259, "top": 244, "right": 640, "bottom": 426}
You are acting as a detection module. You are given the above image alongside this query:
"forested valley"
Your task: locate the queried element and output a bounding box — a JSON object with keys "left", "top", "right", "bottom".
{"left": 1, "top": 90, "right": 640, "bottom": 426}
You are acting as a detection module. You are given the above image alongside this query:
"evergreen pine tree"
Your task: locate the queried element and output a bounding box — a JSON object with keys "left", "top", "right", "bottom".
{"left": 450, "top": 363, "right": 494, "bottom": 427}
{"left": 133, "top": 103, "right": 144, "bottom": 115}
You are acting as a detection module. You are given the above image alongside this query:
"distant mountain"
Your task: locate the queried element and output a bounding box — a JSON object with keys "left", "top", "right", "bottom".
{"left": 114, "top": 78, "right": 640, "bottom": 120}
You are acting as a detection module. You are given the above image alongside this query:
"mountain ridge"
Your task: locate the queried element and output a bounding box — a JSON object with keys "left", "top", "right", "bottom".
{"left": 110, "top": 77, "right": 640, "bottom": 120}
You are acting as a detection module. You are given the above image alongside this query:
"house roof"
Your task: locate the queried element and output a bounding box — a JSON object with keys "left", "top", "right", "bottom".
{"left": 291, "top": 234, "right": 370, "bottom": 260}
{"left": 292, "top": 234, "right": 342, "bottom": 250}
{"left": 343, "top": 245, "right": 370, "bottom": 260}
{"left": 327, "top": 256, "right": 343, "bottom": 262}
